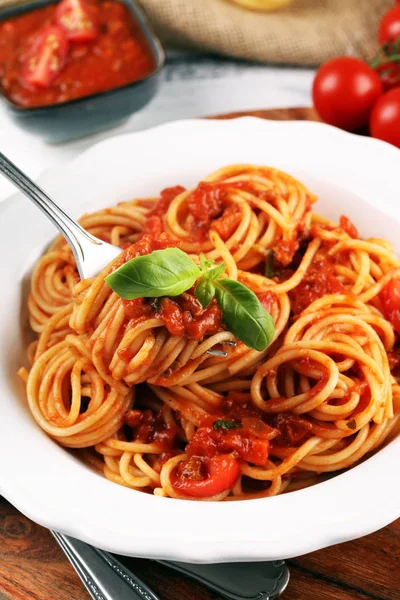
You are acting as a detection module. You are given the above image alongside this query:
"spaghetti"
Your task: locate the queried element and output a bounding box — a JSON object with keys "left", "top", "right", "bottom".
{"left": 20, "top": 164, "right": 400, "bottom": 500}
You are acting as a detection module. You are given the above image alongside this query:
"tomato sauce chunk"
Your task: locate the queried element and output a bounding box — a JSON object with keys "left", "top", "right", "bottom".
{"left": 256, "top": 291, "right": 276, "bottom": 314}
{"left": 185, "top": 413, "right": 273, "bottom": 467}
{"left": 148, "top": 186, "right": 186, "bottom": 217}
{"left": 156, "top": 297, "right": 222, "bottom": 340}
{"left": 289, "top": 250, "right": 346, "bottom": 314}
{"left": 210, "top": 204, "right": 242, "bottom": 241}
{"left": 272, "top": 413, "right": 313, "bottom": 446}
{"left": 123, "top": 408, "right": 178, "bottom": 450}
{"left": 381, "top": 278, "right": 400, "bottom": 335}
{"left": 340, "top": 215, "right": 358, "bottom": 239}
{"left": 122, "top": 232, "right": 178, "bottom": 263}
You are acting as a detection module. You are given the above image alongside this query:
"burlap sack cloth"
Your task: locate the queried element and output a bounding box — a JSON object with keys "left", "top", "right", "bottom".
{"left": 0, "top": 0, "right": 393, "bottom": 66}
{"left": 139, "top": 0, "right": 392, "bottom": 66}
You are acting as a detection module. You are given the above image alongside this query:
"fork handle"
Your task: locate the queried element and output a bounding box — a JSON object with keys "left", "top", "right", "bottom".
{"left": 0, "top": 151, "right": 102, "bottom": 278}
{"left": 52, "top": 532, "right": 160, "bottom": 600}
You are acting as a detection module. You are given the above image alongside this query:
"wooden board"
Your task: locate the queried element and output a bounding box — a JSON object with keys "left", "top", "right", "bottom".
{"left": 1, "top": 107, "right": 399, "bottom": 600}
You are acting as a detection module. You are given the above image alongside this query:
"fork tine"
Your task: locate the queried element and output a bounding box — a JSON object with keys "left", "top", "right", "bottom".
{"left": 206, "top": 349, "right": 228, "bottom": 357}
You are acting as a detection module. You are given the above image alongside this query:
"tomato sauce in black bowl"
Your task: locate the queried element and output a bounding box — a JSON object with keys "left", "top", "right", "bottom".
{"left": 0, "top": 0, "right": 165, "bottom": 142}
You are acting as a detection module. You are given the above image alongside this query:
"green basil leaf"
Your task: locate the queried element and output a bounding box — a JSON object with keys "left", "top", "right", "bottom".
{"left": 105, "top": 248, "right": 201, "bottom": 300}
{"left": 214, "top": 279, "right": 274, "bottom": 351}
{"left": 213, "top": 419, "right": 242, "bottom": 430}
{"left": 205, "top": 262, "right": 226, "bottom": 280}
{"left": 195, "top": 278, "right": 215, "bottom": 308}
{"left": 264, "top": 251, "right": 275, "bottom": 278}
{"left": 200, "top": 253, "right": 214, "bottom": 272}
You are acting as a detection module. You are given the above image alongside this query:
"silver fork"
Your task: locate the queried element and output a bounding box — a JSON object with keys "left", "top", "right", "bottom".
{"left": 0, "top": 151, "right": 121, "bottom": 279}
{"left": 52, "top": 532, "right": 290, "bottom": 600}
{"left": 0, "top": 151, "right": 228, "bottom": 358}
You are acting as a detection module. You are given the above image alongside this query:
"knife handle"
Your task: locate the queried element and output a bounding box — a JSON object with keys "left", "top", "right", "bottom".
{"left": 157, "top": 559, "right": 290, "bottom": 600}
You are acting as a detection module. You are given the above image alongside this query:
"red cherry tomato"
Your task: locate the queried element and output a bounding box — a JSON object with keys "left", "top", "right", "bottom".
{"left": 312, "top": 57, "right": 382, "bottom": 132}
{"left": 380, "top": 279, "right": 400, "bottom": 334}
{"left": 21, "top": 25, "right": 69, "bottom": 88}
{"left": 379, "top": 6, "right": 400, "bottom": 45}
{"left": 170, "top": 454, "right": 240, "bottom": 498}
{"left": 56, "top": 0, "right": 98, "bottom": 42}
{"left": 370, "top": 87, "right": 400, "bottom": 148}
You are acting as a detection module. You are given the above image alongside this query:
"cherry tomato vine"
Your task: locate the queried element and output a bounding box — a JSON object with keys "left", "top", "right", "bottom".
{"left": 312, "top": 2, "right": 400, "bottom": 148}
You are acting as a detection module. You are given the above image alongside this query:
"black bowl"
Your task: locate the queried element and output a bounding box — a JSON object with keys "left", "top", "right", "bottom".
{"left": 0, "top": 0, "right": 165, "bottom": 143}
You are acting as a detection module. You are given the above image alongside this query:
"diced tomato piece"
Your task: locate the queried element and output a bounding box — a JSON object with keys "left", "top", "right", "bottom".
{"left": 146, "top": 215, "right": 163, "bottom": 237}
{"left": 241, "top": 417, "right": 278, "bottom": 440}
{"left": 273, "top": 239, "right": 299, "bottom": 266}
{"left": 211, "top": 205, "right": 242, "bottom": 240}
{"left": 219, "top": 431, "right": 270, "bottom": 466}
{"left": 381, "top": 278, "right": 400, "bottom": 335}
{"left": 185, "top": 416, "right": 271, "bottom": 467}
{"left": 289, "top": 249, "right": 346, "bottom": 315}
{"left": 147, "top": 186, "right": 186, "bottom": 217}
{"left": 157, "top": 298, "right": 185, "bottom": 336}
{"left": 122, "top": 297, "right": 153, "bottom": 320}
{"left": 182, "top": 301, "right": 222, "bottom": 340}
{"left": 340, "top": 215, "right": 358, "bottom": 239}
{"left": 55, "top": 0, "right": 98, "bottom": 42}
{"left": 170, "top": 454, "right": 240, "bottom": 498}
{"left": 21, "top": 25, "right": 69, "bottom": 88}
{"left": 272, "top": 413, "right": 313, "bottom": 446}
{"left": 122, "top": 233, "right": 177, "bottom": 262}
{"left": 256, "top": 291, "right": 276, "bottom": 314}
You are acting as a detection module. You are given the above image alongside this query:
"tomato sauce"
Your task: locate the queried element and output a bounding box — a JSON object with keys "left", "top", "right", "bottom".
{"left": 119, "top": 233, "right": 223, "bottom": 341}
{"left": 156, "top": 296, "right": 222, "bottom": 340}
{"left": 380, "top": 278, "right": 400, "bottom": 335}
{"left": 271, "top": 413, "right": 313, "bottom": 447}
{"left": 121, "top": 232, "right": 178, "bottom": 263}
{"left": 289, "top": 249, "right": 346, "bottom": 314}
{"left": 273, "top": 239, "right": 299, "bottom": 267}
{"left": 185, "top": 416, "right": 272, "bottom": 467}
{"left": 339, "top": 215, "right": 358, "bottom": 239}
{"left": 256, "top": 291, "right": 277, "bottom": 314}
{"left": 210, "top": 204, "right": 242, "bottom": 241}
{"left": 123, "top": 408, "right": 179, "bottom": 459}
{"left": 0, "top": 0, "right": 155, "bottom": 108}
{"left": 180, "top": 393, "right": 279, "bottom": 470}
{"left": 147, "top": 186, "right": 186, "bottom": 218}
{"left": 122, "top": 295, "right": 222, "bottom": 341}
{"left": 145, "top": 186, "right": 186, "bottom": 238}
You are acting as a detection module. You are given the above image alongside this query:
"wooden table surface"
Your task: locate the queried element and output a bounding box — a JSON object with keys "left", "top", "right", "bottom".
{"left": 1, "top": 107, "right": 399, "bottom": 600}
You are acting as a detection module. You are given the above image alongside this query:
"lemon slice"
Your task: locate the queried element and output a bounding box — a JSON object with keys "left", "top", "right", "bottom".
{"left": 229, "top": 0, "right": 294, "bottom": 11}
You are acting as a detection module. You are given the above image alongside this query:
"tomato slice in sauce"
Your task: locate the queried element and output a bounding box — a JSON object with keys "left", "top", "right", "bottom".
{"left": 55, "top": 0, "right": 98, "bottom": 42}
{"left": 170, "top": 454, "right": 240, "bottom": 498}
{"left": 381, "top": 278, "right": 400, "bottom": 334}
{"left": 21, "top": 25, "right": 69, "bottom": 88}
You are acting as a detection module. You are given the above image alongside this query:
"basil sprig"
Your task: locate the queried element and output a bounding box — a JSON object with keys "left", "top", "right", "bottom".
{"left": 105, "top": 248, "right": 201, "bottom": 300}
{"left": 105, "top": 249, "right": 274, "bottom": 351}
{"left": 213, "top": 279, "right": 274, "bottom": 352}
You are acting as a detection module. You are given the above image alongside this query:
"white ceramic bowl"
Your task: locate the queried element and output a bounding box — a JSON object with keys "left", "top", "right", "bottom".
{"left": 1, "top": 118, "right": 400, "bottom": 563}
